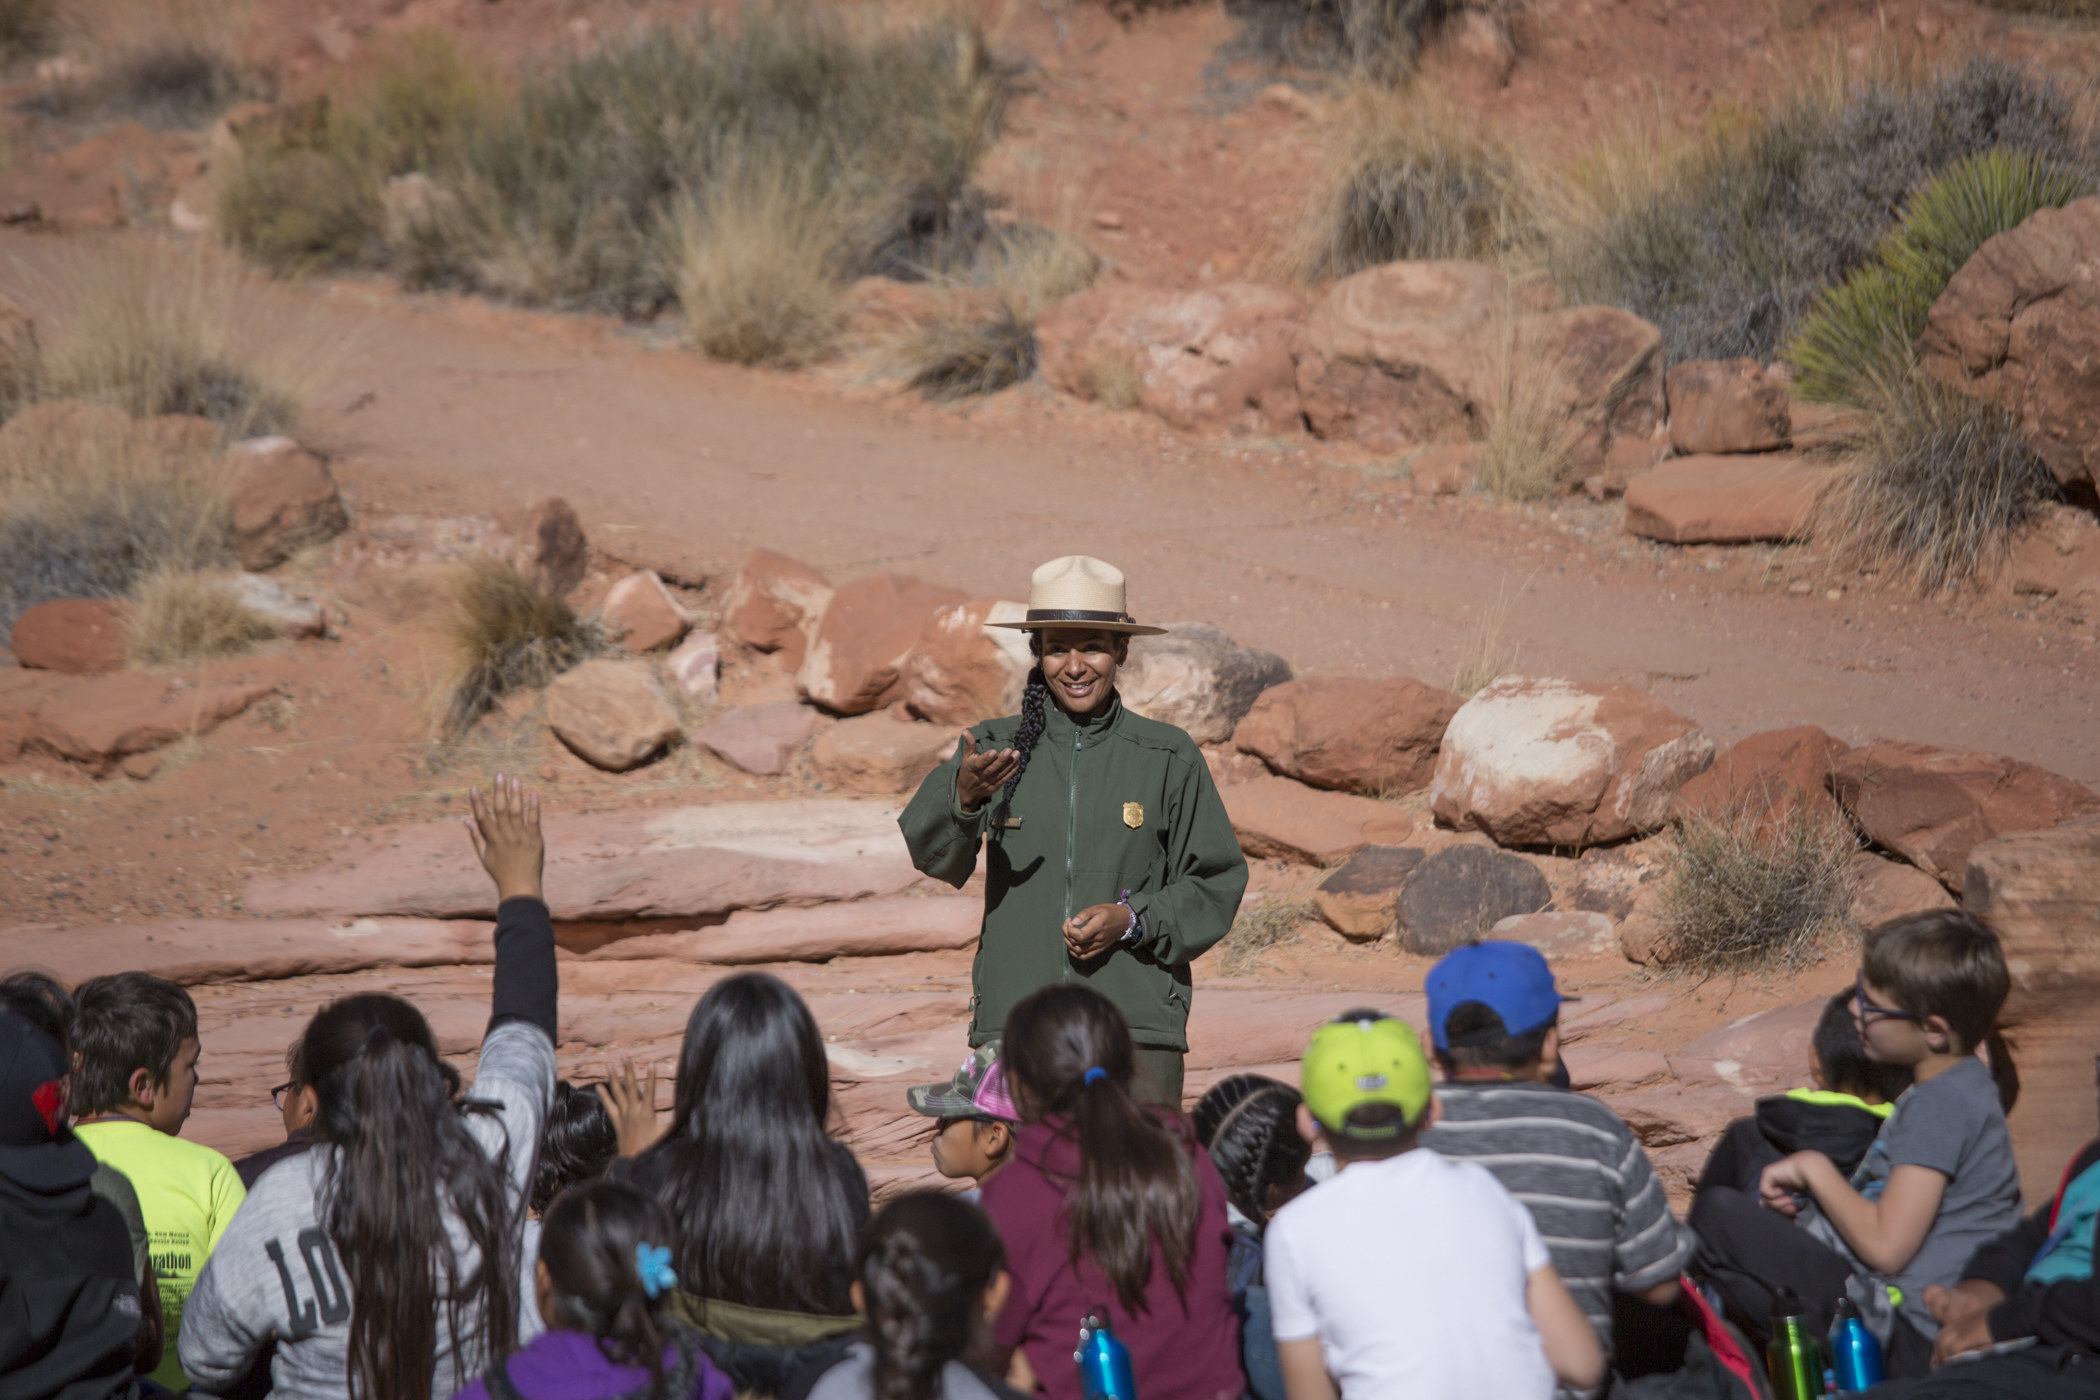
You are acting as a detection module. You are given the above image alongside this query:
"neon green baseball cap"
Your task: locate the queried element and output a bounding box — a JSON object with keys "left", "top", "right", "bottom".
{"left": 1301, "top": 1015, "right": 1434, "bottom": 1138}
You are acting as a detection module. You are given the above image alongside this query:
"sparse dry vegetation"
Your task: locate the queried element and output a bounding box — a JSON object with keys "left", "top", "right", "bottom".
{"left": 1221, "top": 895, "right": 1318, "bottom": 975}
{"left": 667, "top": 172, "right": 848, "bottom": 368}
{"left": 1087, "top": 350, "right": 1145, "bottom": 410}
{"left": 1222, "top": 0, "right": 1467, "bottom": 80}
{"left": 53, "top": 0, "right": 256, "bottom": 125}
{"left": 1652, "top": 797, "right": 1858, "bottom": 975}
{"left": 126, "top": 569, "right": 277, "bottom": 665}
{"left": 895, "top": 303, "right": 1039, "bottom": 400}
{"left": 1476, "top": 340, "right": 1579, "bottom": 502}
{"left": 0, "top": 0, "right": 54, "bottom": 59}
{"left": 445, "top": 556, "right": 604, "bottom": 736}
{"left": 1449, "top": 572, "right": 1526, "bottom": 696}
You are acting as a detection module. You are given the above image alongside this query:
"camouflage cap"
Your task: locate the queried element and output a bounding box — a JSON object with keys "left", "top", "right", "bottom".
{"left": 906, "top": 1043, "right": 1017, "bottom": 1121}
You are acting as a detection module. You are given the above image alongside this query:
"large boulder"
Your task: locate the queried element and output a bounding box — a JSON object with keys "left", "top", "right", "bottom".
{"left": 0, "top": 670, "right": 276, "bottom": 775}
{"left": 544, "top": 659, "right": 682, "bottom": 771}
{"left": 1666, "top": 358, "right": 1791, "bottom": 455}
{"left": 691, "top": 701, "right": 818, "bottom": 775}
{"left": 721, "top": 549, "right": 834, "bottom": 672}
{"left": 601, "top": 569, "right": 688, "bottom": 652}
{"left": 1964, "top": 815, "right": 2100, "bottom": 1014}
{"left": 1851, "top": 850, "right": 1957, "bottom": 929}
{"left": 1233, "top": 675, "right": 1460, "bottom": 796}
{"left": 899, "top": 599, "right": 1032, "bottom": 727}
{"left": 1432, "top": 676, "right": 1714, "bottom": 847}
{"left": 1395, "top": 845, "right": 1553, "bottom": 955}
{"left": 1037, "top": 283, "right": 1308, "bottom": 435}
{"left": 11, "top": 598, "right": 129, "bottom": 674}
{"left": 811, "top": 711, "right": 958, "bottom": 794}
{"left": 1669, "top": 997, "right": 1832, "bottom": 1093}
{"left": 1120, "top": 623, "right": 1292, "bottom": 746}
{"left": 798, "top": 573, "right": 970, "bottom": 715}
{"left": 1568, "top": 841, "right": 1668, "bottom": 920}
{"left": 1222, "top": 775, "right": 1414, "bottom": 864}
{"left": 1491, "top": 909, "right": 1618, "bottom": 959}
{"left": 1674, "top": 726, "right": 1850, "bottom": 827}
{"left": 1919, "top": 196, "right": 2100, "bottom": 493}
{"left": 1514, "top": 304, "right": 1668, "bottom": 473}
{"left": 1623, "top": 456, "right": 1832, "bottom": 544}
{"left": 1312, "top": 845, "right": 1425, "bottom": 939}
{"left": 228, "top": 437, "right": 350, "bottom": 570}
{"left": 1829, "top": 741, "right": 2100, "bottom": 892}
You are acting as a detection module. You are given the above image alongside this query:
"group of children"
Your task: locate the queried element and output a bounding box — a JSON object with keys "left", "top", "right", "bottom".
{"left": 4, "top": 774, "right": 2096, "bottom": 1400}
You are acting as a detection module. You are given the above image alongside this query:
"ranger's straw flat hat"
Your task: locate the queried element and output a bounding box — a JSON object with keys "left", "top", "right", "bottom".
{"left": 989, "top": 555, "right": 1167, "bottom": 635}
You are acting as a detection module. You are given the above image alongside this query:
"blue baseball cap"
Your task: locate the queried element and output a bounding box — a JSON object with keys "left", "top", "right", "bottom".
{"left": 1426, "top": 942, "right": 1566, "bottom": 1051}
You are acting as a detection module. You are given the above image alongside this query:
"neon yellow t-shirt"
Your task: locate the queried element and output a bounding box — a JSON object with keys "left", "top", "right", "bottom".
{"left": 77, "top": 1118, "right": 248, "bottom": 1391}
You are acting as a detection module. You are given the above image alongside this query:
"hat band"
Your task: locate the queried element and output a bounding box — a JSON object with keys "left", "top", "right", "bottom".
{"left": 1024, "top": 609, "right": 1135, "bottom": 625}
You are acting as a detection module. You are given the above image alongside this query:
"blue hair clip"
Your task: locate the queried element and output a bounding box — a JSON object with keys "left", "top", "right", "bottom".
{"left": 635, "top": 1242, "right": 677, "bottom": 1300}
{"left": 1083, "top": 1067, "right": 1108, "bottom": 1086}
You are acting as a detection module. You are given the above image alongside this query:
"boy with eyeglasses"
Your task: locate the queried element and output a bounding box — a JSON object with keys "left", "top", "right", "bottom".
{"left": 233, "top": 1039, "right": 319, "bottom": 1189}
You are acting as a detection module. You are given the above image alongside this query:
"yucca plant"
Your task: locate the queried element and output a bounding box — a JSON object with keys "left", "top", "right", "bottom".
{"left": 1787, "top": 148, "right": 2081, "bottom": 406}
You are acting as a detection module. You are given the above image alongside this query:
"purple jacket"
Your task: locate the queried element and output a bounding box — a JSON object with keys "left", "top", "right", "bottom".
{"left": 451, "top": 1329, "right": 734, "bottom": 1400}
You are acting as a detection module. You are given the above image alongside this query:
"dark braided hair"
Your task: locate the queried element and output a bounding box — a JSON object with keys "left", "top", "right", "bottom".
{"left": 539, "top": 1178, "right": 682, "bottom": 1400}
{"left": 991, "top": 665, "right": 1049, "bottom": 829}
{"left": 860, "top": 1192, "right": 1006, "bottom": 1400}
{"left": 1193, "top": 1075, "right": 1310, "bottom": 1232}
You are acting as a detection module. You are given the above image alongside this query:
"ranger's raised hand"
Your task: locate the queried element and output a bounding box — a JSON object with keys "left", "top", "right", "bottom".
{"left": 954, "top": 730, "right": 1022, "bottom": 813}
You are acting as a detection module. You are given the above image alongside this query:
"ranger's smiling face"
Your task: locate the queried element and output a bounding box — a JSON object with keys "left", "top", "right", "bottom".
{"left": 1036, "top": 628, "right": 1127, "bottom": 717}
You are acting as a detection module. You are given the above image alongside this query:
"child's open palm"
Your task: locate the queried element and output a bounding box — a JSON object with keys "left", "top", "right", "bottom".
{"left": 465, "top": 773, "right": 545, "bottom": 904}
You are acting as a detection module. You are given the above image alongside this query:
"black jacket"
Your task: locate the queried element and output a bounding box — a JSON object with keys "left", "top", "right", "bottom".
{"left": 0, "top": 1138, "right": 141, "bottom": 1400}
{"left": 1967, "top": 1138, "right": 2100, "bottom": 1353}
{"left": 1697, "top": 1092, "right": 1888, "bottom": 1197}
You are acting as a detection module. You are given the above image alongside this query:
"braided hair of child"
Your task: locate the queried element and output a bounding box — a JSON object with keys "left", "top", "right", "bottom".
{"left": 1192, "top": 1075, "right": 1309, "bottom": 1232}
{"left": 532, "top": 1178, "right": 697, "bottom": 1400}
{"left": 533, "top": 1080, "right": 620, "bottom": 1215}
{"left": 1003, "top": 984, "right": 1201, "bottom": 1314}
{"left": 860, "top": 1192, "right": 1007, "bottom": 1400}
{"left": 990, "top": 665, "right": 1049, "bottom": 830}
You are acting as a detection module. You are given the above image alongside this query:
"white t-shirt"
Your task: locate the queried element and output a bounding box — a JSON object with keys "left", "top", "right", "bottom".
{"left": 1266, "top": 1147, "right": 1556, "bottom": 1400}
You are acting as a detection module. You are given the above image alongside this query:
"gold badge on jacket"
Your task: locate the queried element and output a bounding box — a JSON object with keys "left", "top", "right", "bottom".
{"left": 1122, "top": 802, "right": 1144, "bottom": 829}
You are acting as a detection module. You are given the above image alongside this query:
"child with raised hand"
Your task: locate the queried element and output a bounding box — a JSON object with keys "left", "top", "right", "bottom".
{"left": 1691, "top": 910, "right": 2025, "bottom": 1377}
{"left": 1193, "top": 1075, "right": 1310, "bottom": 1400}
{"left": 179, "top": 774, "right": 560, "bottom": 1400}
{"left": 982, "top": 984, "right": 1243, "bottom": 1400}
{"left": 454, "top": 1177, "right": 732, "bottom": 1400}
{"left": 805, "top": 1191, "right": 1031, "bottom": 1400}
{"left": 905, "top": 1045, "right": 1017, "bottom": 1202}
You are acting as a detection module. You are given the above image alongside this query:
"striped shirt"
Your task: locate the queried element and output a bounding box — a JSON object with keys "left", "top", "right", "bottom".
{"left": 1424, "top": 1081, "right": 1695, "bottom": 1381}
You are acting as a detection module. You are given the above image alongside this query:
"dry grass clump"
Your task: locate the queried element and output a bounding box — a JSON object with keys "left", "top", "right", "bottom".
{"left": 446, "top": 556, "right": 604, "bottom": 735}
{"left": 1476, "top": 343, "right": 1579, "bottom": 502}
{"left": 1221, "top": 895, "right": 1318, "bottom": 975}
{"left": 667, "top": 172, "right": 847, "bottom": 368}
{"left": 1293, "top": 90, "right": 1537, "bottom": 280}
{"left": 53, "top": 0, "right": 256, "bottom": 126}
{"left": 1651, "top": 797, "right": 1858, "bottom": 975}
{"left": 1222, "top": 0, "right": 1464, "bottom": 80}
{"left": 1449, "top": 572, "right": 1525, "bottom": 696}
{"left": 0, "top": 0, "right": 54, "bottom": 59}
{"left": 1087, "top": 351, "right": 1145, "bottom": 410}
{"left": 1552, "top": 56, "right": 2098, "bottom": 366}
{"left": 896, "top": 304, "right": 1039, "bottom": 400}
{"left": 126, "top": 568, "right": 276, "bottom": 665}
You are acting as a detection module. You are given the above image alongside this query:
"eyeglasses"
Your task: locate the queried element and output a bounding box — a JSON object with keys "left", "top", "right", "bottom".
{"left": 271, "top": 1081, "right": 299, "bottom": 1109}
{"left": 1855, "top": 972, "right": 1921, "bottom": 1025}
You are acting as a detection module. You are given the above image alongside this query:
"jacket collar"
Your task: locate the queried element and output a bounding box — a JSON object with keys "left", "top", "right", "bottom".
{"left": 1041, "top": 691, "right": 1124, "bottom": 749}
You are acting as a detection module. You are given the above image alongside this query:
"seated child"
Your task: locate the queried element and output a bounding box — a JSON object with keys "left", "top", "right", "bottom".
{"left": 1193, "top": 1074, "right": 1310, "bottom": 1400}
{"left": 72, "top": 969, "right": 246, "bottom": 1392}
{"left": 453, "top": 1176, "right": 733, "bottom": 1400}
{"left": 233, "top": 1036, "right": 319, "bottom": 1189}
{"left": 1266, "top": 1013, "right": 1605, "bottom": 1400}
{"left": 805, "top": 1191, "right": 1032, "bottom": 1400}
{"left": 907, "top": 1044, "right": 1017, "bottom": 1201}
{"left": 1690, "top": 911, "right": 2024, "bottom": 1378}
{"left": 1697, "top": 990, "right": 1912, "bottom": 1196}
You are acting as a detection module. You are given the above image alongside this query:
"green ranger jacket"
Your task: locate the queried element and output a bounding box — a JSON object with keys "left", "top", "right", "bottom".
{"left": 898, "top": 692, "right": 1249, "bottom": 1052}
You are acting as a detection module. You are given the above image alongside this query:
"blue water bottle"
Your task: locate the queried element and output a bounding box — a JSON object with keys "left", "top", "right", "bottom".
{"left": 1829, "top": 1297, "right": 1885, "bottom": 1392}
{"left": 1076, "top": 1311, "right": 1137, "bottom": 1400}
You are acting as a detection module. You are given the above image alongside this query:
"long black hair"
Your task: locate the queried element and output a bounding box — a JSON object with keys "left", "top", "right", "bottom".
{"left": 539, "top": 1178, "right": 680, "bottom": 1400}
{"left": 304, "top": 993, "right": 519, "bottom": 1400}
{"left": 532, "top": 1080, "right": 618, "bottom": 1214}
{"left": 991, "top": 664, "right": 1048, "bottom": 829}
{"left": 642, "top": 973, "right": 862, "bottom": 1314}
{"left": 1192, "top": 1075, "right": 1308, "bottom": 1233}
{"left": 860, "top": 1192, "right": 1007, "bottom": 1400}
{"left": 1002, "top": 984, "right": 1200, "bottom": 1314}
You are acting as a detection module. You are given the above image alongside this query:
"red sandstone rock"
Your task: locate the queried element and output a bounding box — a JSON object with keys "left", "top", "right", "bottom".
{"left": 545, "top": 659, "right": 682, "bottom": 771}
{"left": 1623, "top": 455, "right": 1831, "bottom": 544}
{"left": 601, "top": 569, "right": 688, "bottom": 652}
{"left": 17, "top": 917, "right": 497, "bottom": 986}
{"left": 1674, "top": 726, "right": 1850, "bottom": 826}
{"left": 721, "top": 549, "right": 834, "bottom": 672}
{"left": 0, "top": 671, "right": 276, "bottom": 774}
{"left": 1428, "top": 9, "right": 1516, "bottom": 92}
{"left": 1963, "top": 815, "right": 2100, "bottom": 1017}
{"left": 811, "top": 712, "right": 958, "bottom": 794}
{"left": 1408, "top": 443, "right": 1479, "bottom": 497}
{"left": 1669, "top": 996, "right": 1835, "bottom": 1092}
{"left": 1830, "top": 741, "right": 2100, "bottom": 892}
{"left": 1223, "top": 774, "right": 1414, "bottom": 865}
{"left": 1851, "top": 850, "right": 1957, "bottom": 929}
{"left": 493, "top": 498, "right": 589, "bottom": 598}
{"left": 584, "top": 894, "right": 983, "bottom": 965}
{"left": 2003, "top": 504, "right": 2100, "bottom": 601}
{"left": 228, "top": 437, "right": 351, "bottom": 570}
{"left": 1666, "top": 358, "right": 1791, "bottom": 455}
{"left": 1312, "top": 845, "right": 1425, "bottom": 939}
{"left": 1432, "top": 676, "right": 1714, "bottom": 847}
{"left": 798, "top": 573, "right": 969, "bottom": 715}
{"left": 899, "top": 599, "right": 1031, "bottom": 727}
{"left": 11, "top": 598, "right": 129, "bottom": 674}
{"left": 1293, "top": 261, "right": 1504, "bottom": 448}
{"left": 692, "top": 701, "right": 818, "bottom": 775}
{"left": 1120, "top": 623, "right": 1293, "bottom": 746}
{"left": 1490, "top": 909, "right": 1619, "bottom": 959}
{"left": 1233, "top": 675, "right": 1460, "bottom": 796}
{"left": 666, "top": 630, "right": 719, "bottom": 700}
{"left": 1514, "top": 304, "right": 1667, "bottom": 473}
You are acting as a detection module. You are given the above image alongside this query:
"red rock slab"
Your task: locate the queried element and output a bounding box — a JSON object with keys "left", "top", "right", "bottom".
{"left": 1563, "top": 1045, "right": 1671, "bottom": 1093}
{"left": 601, "top": 569, "right": 689, "bottom": 652}
{"left": 1674, "top": 725, "right": 1850, "bottom": 827}
{"left": 243, "top": 798, "right": 932, "bottom": 921}
{"left": 799, "top": 573, "right": 971, "bottom": 715}
{"left": 2, "top": 917, "right": 495, "bottom": 986}
{"left": 1, "top": 672, "right": 277, "bottom": 774}
{"left": 1831, "top": 741, "right": 2100, "bottom": 892}
{"left": 691, "top": 701, "right": 818, "bottom": 775}
{"left": 582, "top": 895, "right": 982, "bottom": 966}
{"left": 11, "top": 598, "right": 129, "bottom": 674}
{"left": 1665, "top": 358, "right": 1790, "bottom": 456}
{"left": 1623, "top": 455, "right": 1832, "bottom": 544}
{"left": 1222, "top": 775, "right": 1414, "bottom": 865}
{"left": 1185, "top": 989, "right": 1428, "bottom": 1070}
{"left": 1850, "top": 851, "right": 1956, "bottom": 929}
{"left": 1964, "top": 814, "right": 2100, "bottom": 1016}
{"left": 1667, "top": 996, "right": 1838, "bottom": 1093}
{"left": 721, "top": 549, "right": 833, "bottom": 672}
{"left": 1232, "top": 675, "right": 1460, "bottom": 797}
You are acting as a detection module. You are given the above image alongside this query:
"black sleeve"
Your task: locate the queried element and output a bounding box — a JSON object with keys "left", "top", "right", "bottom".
{"left": 487, "top": 895, "right": 558, "bottom": 1040}
{"left": 1963, "top": 1206, "right": 2054, "bottom": 1296}
{"left": 1984, "top": 1140, "right": 2100, "bottom": 1348}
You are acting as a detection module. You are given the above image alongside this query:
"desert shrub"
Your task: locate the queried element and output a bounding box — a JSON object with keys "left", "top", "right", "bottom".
{"left": 1652, "top": 797, "right": 1858, "bottom": 975}
{"left": 1221, "top": 895, "right": 1317, "bottom": 975}
{"left": 446, "top": 555, "right": 603, "bottom": 734}
{"left": 126, "top": 568, "right": 276, "bottom": 665}
{"left": 667, "top": 171, "right": 847, "bottom": 368}
{"left": 1293, "top": 91, "right": 1536, "bottom": 279}
{"left": 1553, "top": 56, "right": 2098, "bottom": 366}
{"left": 897, "top": 304, "right": 1038, "bottom": 400}
{"left": 1223, "top": 0, "right": 1462, "bottom": 80}
{"left": 54, "top": 0, "right": 255, "bottom": 126}
{"left": 0, "top": 418, "right": 231, "bottom": 632}
{"left": 1822, "top": 364, "right": 2060, "bottom": 592}
{"left": 1449, "top": 573, "right": 1523, "bottom": 696}
{"left": 1476, "top": 339, "right": 1580, "bottom": 501}
{"left": 0, "top": 0, "right": 54, "bottom": 59}
{"left": 1787, "top": 148, "right": 2081, "bottom": 406}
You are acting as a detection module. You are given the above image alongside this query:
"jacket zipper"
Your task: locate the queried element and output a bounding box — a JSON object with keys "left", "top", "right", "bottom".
{"left": 1062, "top": 721, "right": 1081, "bottom": 980}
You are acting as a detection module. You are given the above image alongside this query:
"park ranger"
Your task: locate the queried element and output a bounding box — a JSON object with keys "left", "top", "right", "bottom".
{"left": 899, "top": 555, "right": 1248, "bottom": 1108}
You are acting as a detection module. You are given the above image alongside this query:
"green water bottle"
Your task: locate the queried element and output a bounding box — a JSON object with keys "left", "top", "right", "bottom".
{"left": 1767, "top": 1288, "right": 1825, "bottom": 1400}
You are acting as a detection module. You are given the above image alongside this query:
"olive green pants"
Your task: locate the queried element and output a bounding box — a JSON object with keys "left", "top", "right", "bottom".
{"left": 1132, "top": 1047, "right": 1187, "bottom": 1111}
